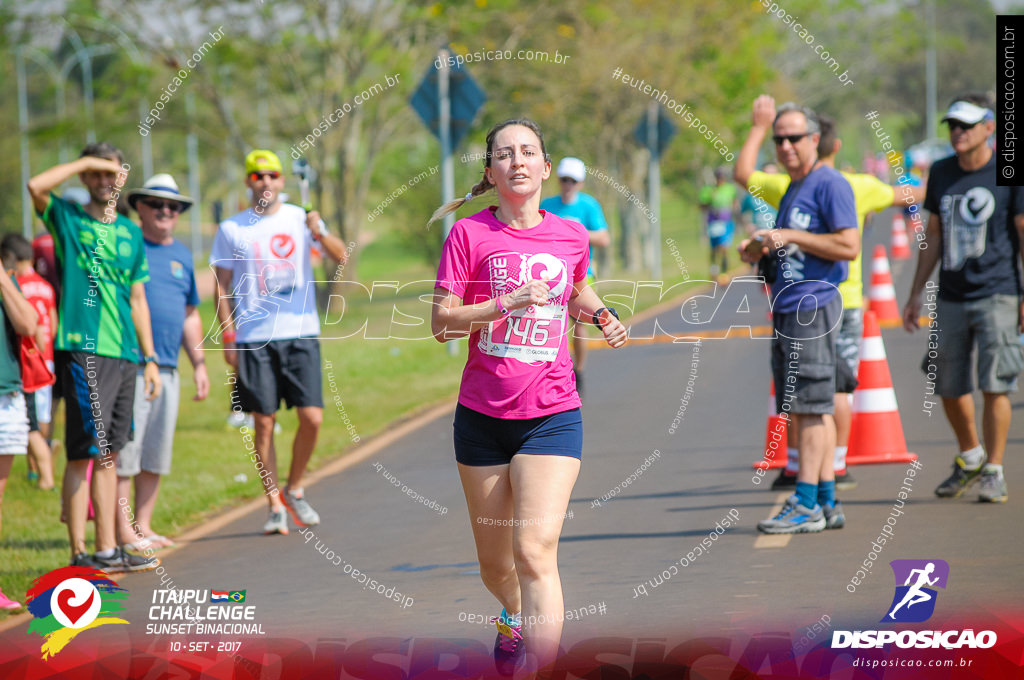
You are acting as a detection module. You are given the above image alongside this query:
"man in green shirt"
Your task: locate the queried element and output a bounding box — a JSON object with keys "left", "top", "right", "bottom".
{"left": 28, "top": 142, "right": 162, "bottom": 573}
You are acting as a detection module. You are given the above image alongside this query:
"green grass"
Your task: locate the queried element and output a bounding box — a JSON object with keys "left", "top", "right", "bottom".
{"left": 0, "top": 190, "right": 714, "bottom": 614}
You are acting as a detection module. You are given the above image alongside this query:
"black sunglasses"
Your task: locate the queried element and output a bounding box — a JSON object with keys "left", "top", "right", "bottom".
{"left": 559, "top": 177, "right": 578, "bottom": 184}
{"left": 141, "top": 198, "right": 184, "bottom": 213}
{"left": 947, "top": 120, "right": 980, "bottom": 132}
{"left": 772, "top": 133, "right": 812, "bottom": 146}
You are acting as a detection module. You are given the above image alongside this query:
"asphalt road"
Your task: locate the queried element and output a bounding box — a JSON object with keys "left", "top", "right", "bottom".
{"left": 3, "top": 210, "right": 1022, "bottom": 678}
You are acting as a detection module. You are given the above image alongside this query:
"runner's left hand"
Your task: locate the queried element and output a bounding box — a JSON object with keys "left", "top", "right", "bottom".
{"left": 600, "top": 314, "right": 628, "bottom": 349}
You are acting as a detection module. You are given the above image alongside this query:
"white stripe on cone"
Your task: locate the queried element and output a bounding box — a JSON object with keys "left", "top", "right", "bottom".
{"left": 853, "top": 387, "right": 899, "bottom": 413}
{"left": 859, "top": 336, "right": 887, "bottom": 361}
{"left": 869, "top": 283, "right": 896, "bottom": 300}
{"left": 872, "top": 258, "right": 891, "bottom": 274}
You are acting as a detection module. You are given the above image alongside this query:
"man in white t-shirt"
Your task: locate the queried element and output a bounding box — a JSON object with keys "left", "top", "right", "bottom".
{"left": 211, "top": 150, "right": 349, "bottom": 535}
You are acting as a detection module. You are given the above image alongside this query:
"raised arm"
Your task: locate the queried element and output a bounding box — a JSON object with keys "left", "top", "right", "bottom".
{"left": 734, "top": 95, "right": 776, "bottom": 189}
{"left": 27, "top": 157, "right": 124, "bottom": 214}
{"left": 305, "top": 210, "right": 349, "bottom": 263}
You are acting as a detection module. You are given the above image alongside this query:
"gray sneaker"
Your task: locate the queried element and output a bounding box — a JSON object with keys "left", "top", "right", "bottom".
{"left": 823, "top": 501, "right": 845, "bottom": 529}
{"left": 756, "top": 495, "right": 826, "bottom": 534}
{"left": 934, "top": 456, "right": 984, "bottom": 498}
{"left": 263, "top": 507, "right": 289, "bottom": 535}
{"left": 283, "top": 488, "right": 321, "bottom": 527}
{"left": 93, "top": 547, "right": 159, "bottom": 573}
{"left": 978, "top": 469, "right": 1008, "bottom": 503}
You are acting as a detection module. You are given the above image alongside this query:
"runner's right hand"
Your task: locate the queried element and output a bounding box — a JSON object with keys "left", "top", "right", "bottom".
{"left": 505, "top": 278, "right": 552, "bottom": 311}
{"left": 83, "top": 156, "right": 127, "bottom": 177}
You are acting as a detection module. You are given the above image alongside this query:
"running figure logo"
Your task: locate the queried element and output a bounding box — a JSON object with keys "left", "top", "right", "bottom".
{"left": 883, "top": 559, "right": 949, "bottom": 623}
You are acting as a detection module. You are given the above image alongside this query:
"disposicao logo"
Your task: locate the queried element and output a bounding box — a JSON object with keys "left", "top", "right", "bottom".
{"left": 832, "top": 559, "right": 996, "bottom": 650}
{"left": 25, "top": 566, "right": 129, "bottom": 659}
{"left": 884, "top": 559, "right": 949, "bottom": 623}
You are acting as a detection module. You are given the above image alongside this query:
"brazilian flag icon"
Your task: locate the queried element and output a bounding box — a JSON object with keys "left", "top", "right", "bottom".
{"left": 229, "top": 591, "right": 246, "bottom": 603}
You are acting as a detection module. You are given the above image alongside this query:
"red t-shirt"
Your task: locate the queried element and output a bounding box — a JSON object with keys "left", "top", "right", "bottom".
{"left": 16, "top": 269, "right": 56, "bottom": 361}
{"left": 32, "top": 233, "right": 60, "bottom": 299}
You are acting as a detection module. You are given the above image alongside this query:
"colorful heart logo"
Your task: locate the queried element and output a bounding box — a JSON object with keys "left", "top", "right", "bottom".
{"left": 50, "top": 578, "right": 101, "bottom": 629}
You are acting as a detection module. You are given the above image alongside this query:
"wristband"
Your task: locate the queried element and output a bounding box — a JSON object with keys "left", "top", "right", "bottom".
{"left": 144, "top": 355, "right": 158, "bottom": 365}
{"left": 223, "top": 330, "right": 236, "bottom": 343}
{"left": 593, "top": 307, "right": 619, "bottom": 328}
{"left": 494, "top": 295, "right": 509, "bottom": 317}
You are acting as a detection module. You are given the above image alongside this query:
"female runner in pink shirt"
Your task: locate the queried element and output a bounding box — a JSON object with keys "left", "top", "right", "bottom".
{"left": 430, "top": 118, "right": 627, "bottom": 677}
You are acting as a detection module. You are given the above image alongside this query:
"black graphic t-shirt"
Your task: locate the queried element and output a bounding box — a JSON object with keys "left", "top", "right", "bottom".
{"left": 925, "top": 154, "right": 1023, "bottom": 301}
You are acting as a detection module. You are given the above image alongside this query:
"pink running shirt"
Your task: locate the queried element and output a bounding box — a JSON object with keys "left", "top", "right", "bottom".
{"left": 435, "top": 207, "right": 590, "bottom": 419}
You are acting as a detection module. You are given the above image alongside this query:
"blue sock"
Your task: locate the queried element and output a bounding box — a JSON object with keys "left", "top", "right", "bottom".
{"left": 795, "top": 481, "right": 817, "bottom": 509}
{"left": 817, "top": 480, "right": 836, "bottom": 508}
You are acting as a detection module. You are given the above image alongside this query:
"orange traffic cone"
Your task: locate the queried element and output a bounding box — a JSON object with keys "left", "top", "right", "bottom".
{"left": 846, "top": 311, "right": 917, "bottom": 465}
{"left": 867, "top": 244, "right": 901, "bottom": 325}
{"left": 890, "top": 214, "right": 911, "bottom": 260}
{"left": 753, "top": 381, "right": 789, "bottom": 470}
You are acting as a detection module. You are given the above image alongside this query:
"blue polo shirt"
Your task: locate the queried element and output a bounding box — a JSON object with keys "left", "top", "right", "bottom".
{"left": 771, "top": 165, "right": 857, "bottom": 314}
{"left": 144, "top": 238, "right": 199, "bottom": 368}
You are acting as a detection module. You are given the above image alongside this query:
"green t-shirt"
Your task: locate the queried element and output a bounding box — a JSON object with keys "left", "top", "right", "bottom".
{"left": 699, "top": 183, "right": 738, "bottom": 211}
{"left": 40, "top": 194, "right": 149, "bottom": 360}
{"left": 0, "top": 278, "right": 24, "bottom": 393}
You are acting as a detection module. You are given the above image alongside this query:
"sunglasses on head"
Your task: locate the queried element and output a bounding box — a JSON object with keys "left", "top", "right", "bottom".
{"left": 249, "top": 171, "right": 281, "bottom": 181}
{"left": 141, "top": 198, "right": 183, "bottom": 213}
{"left": 947, "top": 120, "right": 980, "bottom": 132}
{"left": 772, "top": 133, "right": 812, "bottom": 146}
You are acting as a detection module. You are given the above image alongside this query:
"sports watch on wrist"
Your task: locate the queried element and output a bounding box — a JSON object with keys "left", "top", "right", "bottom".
{"left": 144, "top": 355, "right": 158, "bottom": 365}
{"left": 593, "top": 307, "right": 619, "bottom": 327}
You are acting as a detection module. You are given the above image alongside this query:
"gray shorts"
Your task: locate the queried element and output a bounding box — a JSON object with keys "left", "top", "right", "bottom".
{"left": 927, "top": 294, "right": 1023, "bottom": 398}
{"left": 117, "top": 368, "right": 180, "bottom": 476}
{"left": 836, "top": 307, "right": 864, "bottom": 380}
{"left": 772, "top": 295, "right": 843, "bottom": 415}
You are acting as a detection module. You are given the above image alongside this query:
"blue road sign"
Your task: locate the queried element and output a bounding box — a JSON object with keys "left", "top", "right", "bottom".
{"left": 633, "top": 106, "right": 678, "bottom": 158}
{"left": 410, "top": 53, "right": 486, "bottom": 149}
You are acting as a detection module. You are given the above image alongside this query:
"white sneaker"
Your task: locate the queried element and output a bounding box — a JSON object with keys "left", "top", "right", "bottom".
{"left": 226, "top": 412, "right": 247, "bottom": 428}
{"left": 263, "top": 507, "right": 289, "bottom": 535}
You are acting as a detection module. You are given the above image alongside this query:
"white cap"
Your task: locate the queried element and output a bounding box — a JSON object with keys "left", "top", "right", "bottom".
{"left": 556, "top": 157, "right": 586, "bottom": 182}
{"left": 941, "top": 101, "right": 993, "bottom": 125}
{"left": 127, "top": 173, "right": 194, "bottom": 212}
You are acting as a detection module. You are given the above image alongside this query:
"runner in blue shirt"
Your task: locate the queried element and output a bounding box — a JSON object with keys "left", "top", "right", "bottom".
{"left": 540, "top": 157, "right": 610, "bottom": 397}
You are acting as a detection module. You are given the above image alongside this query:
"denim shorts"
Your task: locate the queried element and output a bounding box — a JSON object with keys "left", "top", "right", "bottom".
{"left": 453, "top": 404, "right": 583, "bottom": 466}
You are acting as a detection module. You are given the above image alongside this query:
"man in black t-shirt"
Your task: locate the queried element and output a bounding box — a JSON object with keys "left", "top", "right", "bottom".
{"left": 903, "top": 93, "right": 1024, "bottom": 504}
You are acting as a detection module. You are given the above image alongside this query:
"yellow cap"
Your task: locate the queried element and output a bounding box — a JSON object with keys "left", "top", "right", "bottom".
{"left": 244, "top": 149, "right": 283, "bottom": 174}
